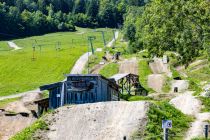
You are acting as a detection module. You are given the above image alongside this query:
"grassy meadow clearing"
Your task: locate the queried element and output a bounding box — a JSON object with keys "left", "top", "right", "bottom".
{"left": 0, "top": 28, "right": 113, "bottom": 96}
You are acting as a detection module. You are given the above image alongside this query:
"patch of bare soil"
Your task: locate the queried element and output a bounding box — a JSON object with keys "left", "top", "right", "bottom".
{"left": 147, "top": 74, "right": 165, "bottom": 92}
{"left": 0, "top": 92, "right": 42, "bottom": 140}
{"left": 119, "top": 58, "right": 138, "bottom": 75}
{"left": 39, "top": 101, "right": 150, "bottom": 140}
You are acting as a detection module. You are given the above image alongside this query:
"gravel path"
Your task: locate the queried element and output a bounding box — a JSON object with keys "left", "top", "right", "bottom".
{"left": 43, "top": 101, "right": 150, "bottom": 140}
{"left": 70, "top": 52, "right": 92, "bottom": 74}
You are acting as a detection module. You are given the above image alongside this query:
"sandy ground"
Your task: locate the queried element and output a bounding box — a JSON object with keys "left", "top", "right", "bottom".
{"left": 0, "top": 92, "right": 42, "bottom": 140}
{"left": 170, "top": 91, "right": 210, "bottom": 139}
{"left": 70, "top": 52, "right": 92, "bottom": 74}
{"left": 119, "top": 58, "right": 138, "bottom": 75}
{"left": 107, "top": 31, "right": 119, "bottom": 47}
{"left": 7, "top": 41, "right": 22, "bottom": 50}
{"left": 148, "top": 74, "right": 165, "bottom": 92}
{"left": 40, "top": 101, "right": 150, "bottom": 140}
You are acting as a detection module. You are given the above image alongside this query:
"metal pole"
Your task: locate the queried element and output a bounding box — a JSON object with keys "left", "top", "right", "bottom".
{"left": 113, "top": 30, "right": 116, "bottom": 41}
{"left": 101, "top": 31, "right": 106, "bottom": 47}
{"left": 87, "top": 39, "right": 90, "bottom": 74}
{"left": 205, "top": 125, "right": 209, "bottom": 139}
{"left": 164, "top": 128, "right": 169, "bottom": 140}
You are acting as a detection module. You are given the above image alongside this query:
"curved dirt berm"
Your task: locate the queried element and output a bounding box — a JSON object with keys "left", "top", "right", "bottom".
{"left": 43, "top": 101, "right": 150, "bottom": 140}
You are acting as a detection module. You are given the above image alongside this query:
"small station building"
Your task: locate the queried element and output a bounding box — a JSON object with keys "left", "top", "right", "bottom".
{"left": 38, "top": 74, "right": 120, "bottom": 110}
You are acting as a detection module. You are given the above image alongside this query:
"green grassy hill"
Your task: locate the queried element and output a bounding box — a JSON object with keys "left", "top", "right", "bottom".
{"left": 0, "top": 28, "right": 113, "bottom": 96}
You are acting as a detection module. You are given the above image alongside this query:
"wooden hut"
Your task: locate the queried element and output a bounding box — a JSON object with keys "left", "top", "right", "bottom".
{"left": 40, "top": 74, "right": 120, "bottom": 109}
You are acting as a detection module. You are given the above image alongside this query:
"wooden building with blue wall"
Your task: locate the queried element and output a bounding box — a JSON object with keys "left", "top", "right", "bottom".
{"left": 40, "top": 74, "right": 120, "bottom": 109}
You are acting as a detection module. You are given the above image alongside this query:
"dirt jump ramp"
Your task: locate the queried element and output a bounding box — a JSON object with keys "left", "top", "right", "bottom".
{"left": 44, "top": 101, "right": 150, "bottom": 140}
{"left": 119, "top": 58, "right": 138, "bottom": 75}
{"left": 149, "top": 58, "right": 171, "bottom": 75}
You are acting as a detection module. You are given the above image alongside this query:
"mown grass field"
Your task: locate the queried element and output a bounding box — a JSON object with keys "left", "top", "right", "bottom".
{"left": 0, "top": 28, "right": 113, "bottom": 96}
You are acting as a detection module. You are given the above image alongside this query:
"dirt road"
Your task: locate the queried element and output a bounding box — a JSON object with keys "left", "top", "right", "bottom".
{"left": 42, "top": 101, "right": 150, "bottom": 140}
{"left": 119, "top": 58, "right": 138, "bottom": 75}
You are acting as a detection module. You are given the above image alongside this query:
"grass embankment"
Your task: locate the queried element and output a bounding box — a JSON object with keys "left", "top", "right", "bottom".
{"left": 138, "top": 60, "right": 153, "bottom": 93}
{"left": 10, "top": 118, "right": 48, "bottom": 140}
{"left": 139, "top": 102, "right": 193, "bottom": 140}
{"left": 99, "top": 63, "right": 119, "bottom": 78}
{"left": 0, "top": 28, "right": 113, "bottom": 96}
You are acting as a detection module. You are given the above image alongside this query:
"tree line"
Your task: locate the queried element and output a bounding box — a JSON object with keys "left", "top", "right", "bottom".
{"left": 0, "top": 0, "right": 148, "bottom": 38}
{"left": 123, "top": 0, "right": 209, "bottom": 66}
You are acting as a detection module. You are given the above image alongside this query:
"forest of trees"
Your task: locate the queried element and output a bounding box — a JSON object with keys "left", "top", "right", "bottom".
{"left": 0, "top": 0, "right": 209, "bottom": 64}
{"left": 123, "top": 0, "right": 209, "bottom": 65}
{"left": 0, "top": 0, "right": 148, "bottom": 38}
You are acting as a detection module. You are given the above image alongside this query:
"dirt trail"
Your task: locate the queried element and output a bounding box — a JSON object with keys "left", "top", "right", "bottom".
{"left": 170, "top": 91, "right": 210, "bottom": 139}
{"left": 0, "top": 92, "right": 42, "bottom": 140}
{"left": 7, "top": 41, "right": 22, "bottom": 50}
{"left": 119, "top": 57, "right": 138, "bottom": 75}
{"left": 41, "top": 101, "right": 150, "bottom": 140}
{"left": 107, "top": 31, "right": 119, "bottom": 47}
